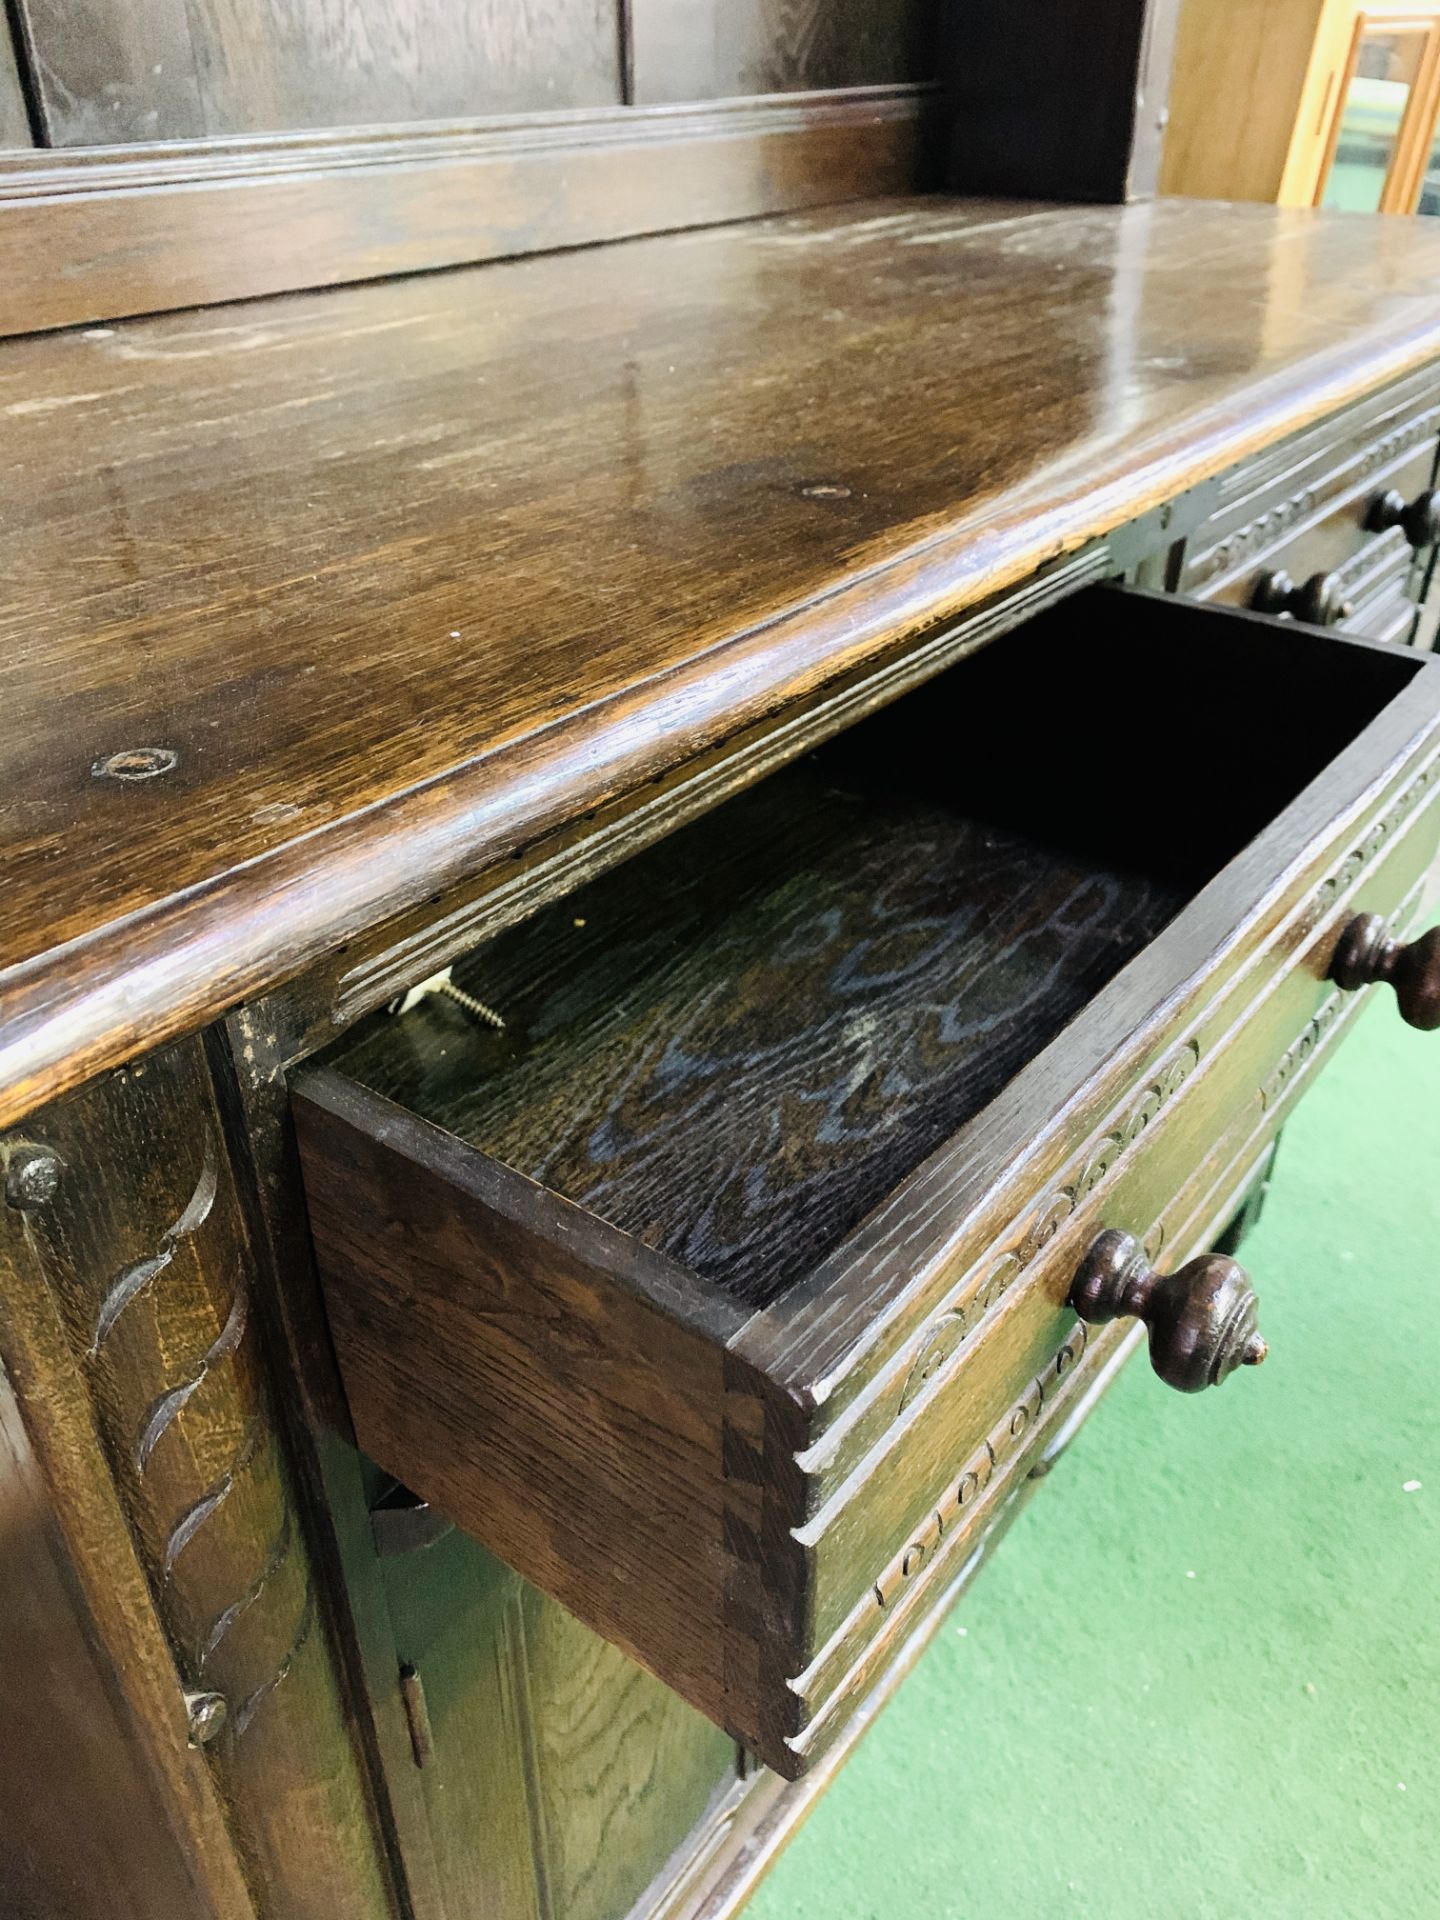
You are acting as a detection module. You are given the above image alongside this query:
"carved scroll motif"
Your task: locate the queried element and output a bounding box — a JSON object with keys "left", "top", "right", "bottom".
{"left": 1195, "top": 486, "right": 1319, "bottom": 583}
{"left": 1315, "top": 756, "right": 1440, "bottom": 911}
{"left": 1356, "top": 410, "right": 1440, "bottom": 476}
{"left": 898, "top": 1036, "right": 1200, "bottom": 1416}
{"left": 1, "top": 1036, "right": 385, "bottom": 1916}
{"left": 1196, "top": 405, "right": 1440, "bottom": 584}
{"left": 51, "top": 1080, "right": 315, "bottom": 1737}
{"left": 877, "top": 1321, "right": 1088, "bottom": 1610}
{"left": 1263, "top": 994, "right": 1344, "bottom": 1112}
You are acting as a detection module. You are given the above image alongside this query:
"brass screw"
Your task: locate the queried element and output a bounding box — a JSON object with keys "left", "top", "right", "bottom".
{"left": 389, "top": 968, "right": 505, "bottom": 1031}
{"left": 432, "top": 978, "right": 506, "bottom": 1031}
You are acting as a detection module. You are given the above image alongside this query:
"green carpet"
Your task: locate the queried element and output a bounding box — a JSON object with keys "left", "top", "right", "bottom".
{"left": 749, "top": 1000, "right": 1438, "bottom": 1920}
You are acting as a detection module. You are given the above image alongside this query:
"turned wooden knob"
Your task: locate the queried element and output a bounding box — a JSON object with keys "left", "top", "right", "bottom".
{"left": 1251, "top": 569, "right": 1354, "bottom": 626}
{"left": 1330, "top": 913, "right": 1440, "bottom": 1030}
{"left": 1068, "top": 1229, "right": 1267, "bottom": 1393}
{"left": 1368, "top": 486, "right": 1440, "bottom": 550}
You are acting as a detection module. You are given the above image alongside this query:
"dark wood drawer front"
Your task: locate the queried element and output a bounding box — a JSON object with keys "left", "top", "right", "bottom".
{"left": 294, "top": 585, "right": 1440, "bottom": 1779}
{"left": 787, "top": 837, "right": 1436, "bottom": 1768}
{"left": 1184, "top": 408, "right": 1439, "bottom": 641}
{"left": 1336, "top": 532, "right": 1423, "bottom": 647}
{"left": 793, "top": 762, "right": 1440, "bottom": 1532}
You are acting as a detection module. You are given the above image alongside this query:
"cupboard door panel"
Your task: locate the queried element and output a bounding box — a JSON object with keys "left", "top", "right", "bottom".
{"left": 522, "top": 1594, "right": 737, "bottom": 1920}
{"left": 374, "top": 1522, "right": 735, "bottom": 1920}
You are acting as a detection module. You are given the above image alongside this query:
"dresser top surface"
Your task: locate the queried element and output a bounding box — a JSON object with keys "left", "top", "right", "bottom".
{"left": 6, "top": 192, "right": 1440, "bottom": 1123}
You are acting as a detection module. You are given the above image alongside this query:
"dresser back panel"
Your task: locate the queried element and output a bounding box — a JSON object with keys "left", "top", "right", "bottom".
{"left": 9, "top": 0, "right": 623, "bottom": 144}
{"left": 0, "top": 0, "right": 943, "bottom": 337}
{"left": 7, "top": 0, "right": 941, "bottom": 145}
{"left": 630, "top": 0, "right": 937, "bottom": 103}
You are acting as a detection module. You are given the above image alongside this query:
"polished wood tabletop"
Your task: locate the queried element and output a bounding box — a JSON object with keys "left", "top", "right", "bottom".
{"left": 5, "top": 193, "right": 1440, "bottom": 1125}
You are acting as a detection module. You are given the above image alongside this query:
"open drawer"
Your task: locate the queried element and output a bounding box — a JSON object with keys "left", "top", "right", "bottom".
{"left": 293, "top": 585, "right": 1440, "bottom": 1777}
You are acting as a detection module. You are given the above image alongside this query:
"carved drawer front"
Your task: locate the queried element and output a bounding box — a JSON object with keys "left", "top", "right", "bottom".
{"left": 1184, "top": 390, "right": 1440, "bottom": 643}
{"left": 293, "top": 585, "right": 1440, "bottom": 1780}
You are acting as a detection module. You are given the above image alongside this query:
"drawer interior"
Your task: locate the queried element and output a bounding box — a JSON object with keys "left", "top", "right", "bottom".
{"left": 322, "top": 588, "right": 1416, "bottom": 1315}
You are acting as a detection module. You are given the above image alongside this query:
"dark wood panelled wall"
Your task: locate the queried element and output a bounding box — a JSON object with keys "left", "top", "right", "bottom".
{"left": 12, "top": 0, "right": 626, "bottom": 141}
{"left": 0, "top": 0, "right": 1185, "bottom": 340}
{"left": 0, "top": 0, "right": 957, "bottom": 337}
{"left": 0, "top": 0, "right": 937, "bottom": 143}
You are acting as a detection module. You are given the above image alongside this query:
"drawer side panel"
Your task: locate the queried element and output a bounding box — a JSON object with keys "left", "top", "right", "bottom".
{"left": 293, "top": 1070, "right": 745, "bottom": 1741}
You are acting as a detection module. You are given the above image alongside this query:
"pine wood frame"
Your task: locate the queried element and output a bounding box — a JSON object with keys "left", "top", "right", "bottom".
{"left": 1307, "top": 4, "right": 1440, "bottom": 211}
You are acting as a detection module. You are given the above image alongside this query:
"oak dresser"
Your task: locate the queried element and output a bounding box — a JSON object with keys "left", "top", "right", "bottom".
{"left": 2, "top": 7, "right": 1440, "bottom": 1919}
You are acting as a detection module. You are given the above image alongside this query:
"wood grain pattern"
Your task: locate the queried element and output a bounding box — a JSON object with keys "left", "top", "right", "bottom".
{"left": 736, "top": 598, "right": 1431, "bottom": 1421}
{"left": 521, "top": 1589, "right": 737, "bottom": 1920}
{"left": 378, "top": 1537, "right": 548, "bottom": 1920}
{"left": 629, "top": 0, "right": 937, "bottom": 103}
{"left": 0, "top": 1186, "right": 255, "bottom": 1920}
{"left": 367, "top": 1514, "right": 736, "bottom": 1920}
{"left": 775, "top": 836, "right": 1430, "bottom": 1765}
{"left": 335, "top": 759, "right": 1181, "bottom": 1308}
{"left": 1160, "top": 0, "right": 1330, "bottom": 202}
{"left": 223, "top": 991, "right": 741, "bottom": 1920}
{"left": 293, "top": 1063, "right": 752, "bottom": 1738}
{"left": 352, "top": 1130, "right": 1301, "bottom": 1920}
{"left": 751, "top": 767, "right": 1440, "bottom": 1720}
{"left": 649, "top": 1354, "right": 1157, "bottom": 1920}
{"left": 14, "top": 0, "right": 620, "bottom": 143}
{"left": 0, "top": 88, "right": 932, "bottom": 339}
{"left": 1, "top": 1040, "right": 394, "bottom": 1920}
{"left": 276, "top": 547, "right": 1108, "bottom": 1062}
{"left": 7, "top": 199, "right": 1440, "bottom": 1131}
{"left": 209, "top": 1008, "right": 452, "bottom": 1920}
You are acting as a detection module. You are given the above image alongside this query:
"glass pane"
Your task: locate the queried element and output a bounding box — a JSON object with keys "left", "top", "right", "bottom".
{"left": 1418, "top": 115, "right": 1440, "bottom": 214}
{"left": 1322, "top": 28, "right": 1427, "bottom": 212}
